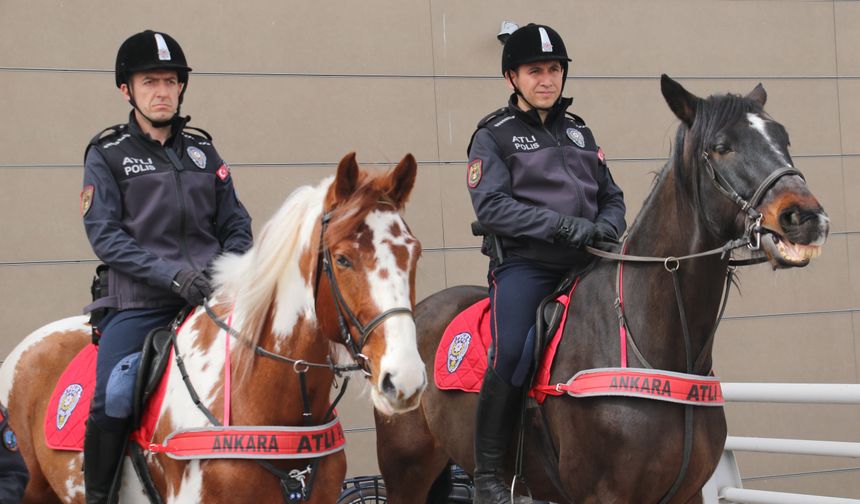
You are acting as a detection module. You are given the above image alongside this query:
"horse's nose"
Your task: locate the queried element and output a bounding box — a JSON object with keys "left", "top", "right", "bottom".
{"left": 381, "top": 372, "right": 396, "bottom": 398}
{"left": 778, "top": 205, "right": 829, "bottom": 245}
{"left": 380, "top": 369, "right": 427, "bottom": 402}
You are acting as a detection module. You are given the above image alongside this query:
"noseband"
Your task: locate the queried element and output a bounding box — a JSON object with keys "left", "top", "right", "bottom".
{"left": 701, "top": 150, "right": 804, "bottom": 251}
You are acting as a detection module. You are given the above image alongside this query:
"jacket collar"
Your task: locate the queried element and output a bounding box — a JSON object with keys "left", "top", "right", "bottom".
{"left": 506, "top": 94, "right": 573, "bottom": 128}
{"left": 127, "top": 110, "right": 188, "bottom": 149}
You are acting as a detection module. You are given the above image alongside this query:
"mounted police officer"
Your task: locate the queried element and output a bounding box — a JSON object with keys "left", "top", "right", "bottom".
{"left": 467, "top": 23, "right": 626, "bottom": 503}
{"left": 81, "top": 30, "right": 252, "bottom": 503}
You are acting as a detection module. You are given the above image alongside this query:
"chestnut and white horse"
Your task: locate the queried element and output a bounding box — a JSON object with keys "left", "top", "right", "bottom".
{"left": 0, "top": 152, "right": 427, "bottom": 503}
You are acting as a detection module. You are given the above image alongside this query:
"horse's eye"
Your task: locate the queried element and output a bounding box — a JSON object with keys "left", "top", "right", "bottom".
{"left": 714, "top": 144, "right": 732, "bottom": 155}
{"left": 335, "top": 255, "right": 352, "bottom": 268}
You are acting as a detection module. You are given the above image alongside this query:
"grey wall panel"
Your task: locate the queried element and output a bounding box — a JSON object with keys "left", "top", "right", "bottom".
{"left": 1, "top": 0, "right": 858, "bottom": 493}
{"left": 0, "top": 264, "right": 92, "bottom": 359}
{"left": 429, "top": 0, "right": 837, "bottom": 78}
{"left": 0, "top": 167, "right": 91, "bottom": 261}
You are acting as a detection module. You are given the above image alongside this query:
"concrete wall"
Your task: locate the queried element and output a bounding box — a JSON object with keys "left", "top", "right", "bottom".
{"left": 1, "top": 0, "right": 858, "bottom": 497}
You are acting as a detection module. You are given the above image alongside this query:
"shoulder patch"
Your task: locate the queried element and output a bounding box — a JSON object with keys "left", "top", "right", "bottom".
{"left": 3, "top": 426, "right": 17, "bottom": 452}
{"left": 467, "top": 159, "right": 483, "bottom": 188}
{"left": 80, "top": 185, "right": 94, "bottom": 216}
{"left": 216, "top": 163, "right": 230, "bottom": 181}
{"left": 597, "top": 147, "right": 606, "bottom": 165}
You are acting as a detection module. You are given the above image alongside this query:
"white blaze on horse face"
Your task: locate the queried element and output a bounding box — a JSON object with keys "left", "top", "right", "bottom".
{"left": 364, "top": 209, "right": 425, "bottom": 412}
{"left": 747, "top": 113, "right": 791, "bottom": 167}
{"left": 0, "top": 315, "right": 88, "bottom": 404}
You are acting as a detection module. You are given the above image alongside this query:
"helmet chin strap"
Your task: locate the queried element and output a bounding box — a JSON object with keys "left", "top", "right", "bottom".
{"left": 127, "top": 84, "right": 186, "bottom": 129}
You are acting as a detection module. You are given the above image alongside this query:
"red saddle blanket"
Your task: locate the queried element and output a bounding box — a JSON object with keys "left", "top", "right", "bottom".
{"left": 434, "top": 288, "right": 574, "bottom": 396}
{"left": 45, "top": 344, "right": 98, "bottom": 451}
{"left": 44, "top": 344, "right": 171, "bottom": 452}
{"left": 433, "top": 285, "right": 723, "bottom": 407}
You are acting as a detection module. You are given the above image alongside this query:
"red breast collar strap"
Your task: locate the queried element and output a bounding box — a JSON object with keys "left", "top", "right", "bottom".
{"left": 533, "top": 367, "right": 724, "bottom": 406}
{"left": 147, "top": 417, "right": 346, "bottom": 460}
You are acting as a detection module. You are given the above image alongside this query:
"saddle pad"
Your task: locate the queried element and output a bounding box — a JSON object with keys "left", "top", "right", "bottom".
{"left": 434, "top": 298, "right": 493, "bottom": 392}
{"left": 45, "top": 344, "right": 98, "bottom": 451}
{"left": 435, "top": 285, "right": 578, "bottom": 396}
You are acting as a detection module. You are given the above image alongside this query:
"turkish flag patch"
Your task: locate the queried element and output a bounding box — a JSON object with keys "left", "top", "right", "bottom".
{"left": 597, "top": 147, "right": 606, "bottom": 165}
{"left": 216, "top": 163, "right": 230, "bottom": 181}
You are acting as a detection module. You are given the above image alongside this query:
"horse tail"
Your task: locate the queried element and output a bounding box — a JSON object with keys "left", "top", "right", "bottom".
{"left": 425, "top": 461, "right": 453, "bottom": 504}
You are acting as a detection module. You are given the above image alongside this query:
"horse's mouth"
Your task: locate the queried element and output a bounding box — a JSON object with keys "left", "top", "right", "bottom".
{"left": 759, "top": 232, "right": 821, "bottom": 268}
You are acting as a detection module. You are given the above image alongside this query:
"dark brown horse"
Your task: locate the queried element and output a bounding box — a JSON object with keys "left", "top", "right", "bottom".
{"left": 1, "top": 152, "right": 427, "bottom": 503}
{"left": 374, "top": 76, "right": 830, "bottom": 503}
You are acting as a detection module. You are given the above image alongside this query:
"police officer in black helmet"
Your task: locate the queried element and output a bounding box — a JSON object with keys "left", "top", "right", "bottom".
{"left": 81, "top": 30, "right": 252, "bottom": 503}
{"left": 467, "top": 24, "right": 626, "bottom": 503}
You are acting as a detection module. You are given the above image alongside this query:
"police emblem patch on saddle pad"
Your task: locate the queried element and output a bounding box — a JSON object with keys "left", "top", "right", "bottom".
{"left": 44, "top": 344, "right": 98, "bottom": 451}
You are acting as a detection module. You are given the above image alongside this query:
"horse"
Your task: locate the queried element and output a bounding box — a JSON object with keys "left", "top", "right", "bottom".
{"left": 0, "top": 152, "right": 427, "bottom": 503}
{"left": 374, "top": 75, "right": 830, "bottom": 504}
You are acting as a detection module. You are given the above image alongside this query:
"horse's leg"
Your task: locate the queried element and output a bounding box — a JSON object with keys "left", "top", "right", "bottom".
{"left": 375, "top": 407, "right": 448, "bottom": 504}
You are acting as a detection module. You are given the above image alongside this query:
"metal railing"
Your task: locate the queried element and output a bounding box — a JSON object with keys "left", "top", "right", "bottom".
{"left": 704, "top": 383, "right": 860, "bottom": 504}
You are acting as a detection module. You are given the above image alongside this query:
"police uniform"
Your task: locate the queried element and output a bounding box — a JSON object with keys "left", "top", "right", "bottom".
{"left": 468, "top": 94, "right": 626, "bottom": 386}
{"left": 82, "top": 112, "right": 253, "bottom": 431}
{"left": 0, "top": 404, "right": 28, "bottom": 503}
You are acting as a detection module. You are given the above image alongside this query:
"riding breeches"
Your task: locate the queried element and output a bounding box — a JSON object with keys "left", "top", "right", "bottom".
{"left": 89, "top": 306, "right": 179, "bottom": 432}
{"left": 487, "top": 257, "right": 569, "bottom": 387}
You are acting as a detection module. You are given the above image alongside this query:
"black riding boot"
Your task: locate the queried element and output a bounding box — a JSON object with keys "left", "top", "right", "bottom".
{"left": 83, "top": 420, "right": 126, "bottom": 504}
{"left": 473, "top": 368, "right": 526, "bottom": 504}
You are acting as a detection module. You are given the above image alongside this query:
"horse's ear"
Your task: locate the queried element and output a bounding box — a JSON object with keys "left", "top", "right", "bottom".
{"left": 746, "top": 83, "right": 767, "bottom": 108}
{"left": 333, "top": 152, "right": 360, "bottom": 204}
{"left": 386, "top": 153, "right": 417, "bottom": 209}
{"left": 661, "top": 74, "right": 699, "bottom": 127}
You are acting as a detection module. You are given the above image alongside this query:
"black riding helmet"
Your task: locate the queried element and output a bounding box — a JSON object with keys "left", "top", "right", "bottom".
{"left": 115, "top": 30, "right": 192, "bottom": 127}
{"left": 501, "top": 24, "right": 571, "bottom": 109}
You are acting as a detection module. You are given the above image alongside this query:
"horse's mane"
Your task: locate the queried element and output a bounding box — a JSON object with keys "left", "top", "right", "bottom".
{"left": 210, "top": 169, "right": 400, "bottom": 375}
{"left": 211, "top": 179, "right": 328, "bottom": 362}
{"left": 628, "top": 92, "right": 764, "bottom": 234}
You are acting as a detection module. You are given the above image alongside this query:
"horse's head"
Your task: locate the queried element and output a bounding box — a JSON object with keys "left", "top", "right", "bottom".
{"left": 320, "top": 152, "right": 426, "bottom": 415}
{"left": 661, "top": 74, "right": 829, "bottom": 268}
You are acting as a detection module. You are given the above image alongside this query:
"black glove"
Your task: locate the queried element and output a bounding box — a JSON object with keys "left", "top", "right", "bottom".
{"left": 593, "top": 220, "right": 620, "bottom": 243}
{"left": 554, "top": 216, "right": 595, "bottom": 249}
{"left": 171, "top": 270, "right": 212, "bottom": 306}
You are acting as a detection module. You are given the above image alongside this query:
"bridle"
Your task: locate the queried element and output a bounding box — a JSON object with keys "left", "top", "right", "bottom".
{"left": 317, "top": 211, "right": 413, "bottom": 375}
{"left": 205, "top": 209, "right": 414, "bottom": 377}
{"left": 587, "top": 149, "right": 804, "bottom": 264}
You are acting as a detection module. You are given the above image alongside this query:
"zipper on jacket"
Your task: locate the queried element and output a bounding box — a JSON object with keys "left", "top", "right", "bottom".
{"left": 164, "top": 146, "right": 197, "bottom": 270}
{"left": 542, "top": 122, "right": 586, "bottom": 217}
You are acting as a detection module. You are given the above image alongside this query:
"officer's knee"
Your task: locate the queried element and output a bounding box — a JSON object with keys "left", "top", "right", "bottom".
{"left": 105, "top": 352, "right": 141, "bottom": 419}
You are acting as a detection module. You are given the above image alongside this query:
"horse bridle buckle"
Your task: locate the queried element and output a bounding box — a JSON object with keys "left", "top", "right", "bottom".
{"left": 747, "top": 215, "right": 763, "bottom": 251}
